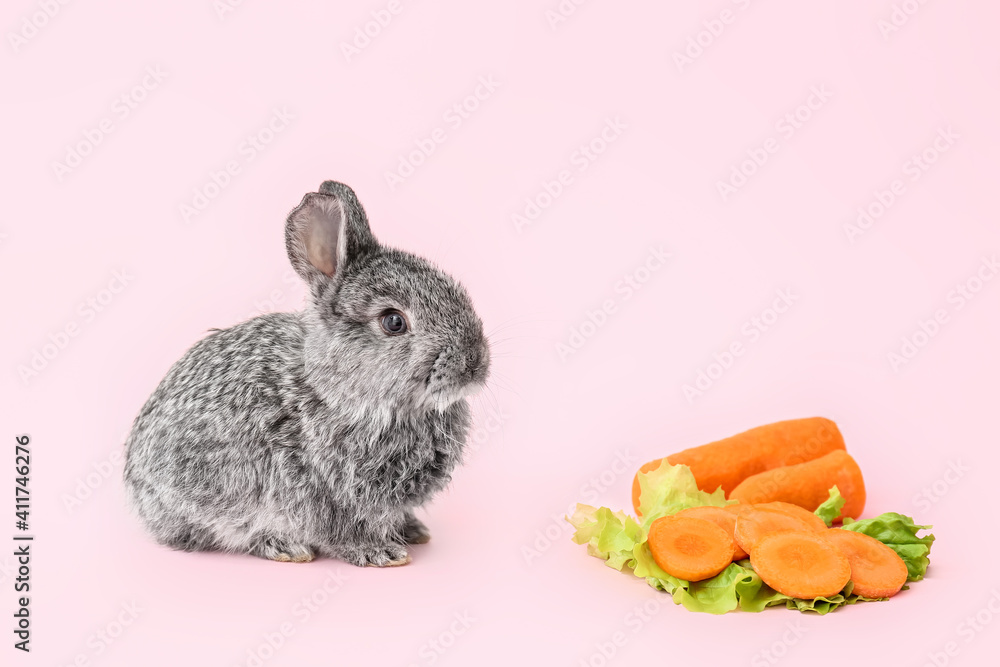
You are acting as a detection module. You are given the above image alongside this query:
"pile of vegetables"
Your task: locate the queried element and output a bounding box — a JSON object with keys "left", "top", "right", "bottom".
{"left": 568, "top": 418, "right": 935, "bottom": 615}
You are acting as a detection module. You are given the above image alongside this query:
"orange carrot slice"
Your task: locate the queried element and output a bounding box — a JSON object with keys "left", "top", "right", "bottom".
{"left": 750, "top": 531, "right": 852, "bottom": 599}
{"left": 823, "top": 529, "right": 908, "bottom": 598}
{"left": 734, "top": 507, "right": 814, "bottom": 554}
{"left": 632, "top": 417, "right": 845, "bottom": 513}
{"left": 756, "top": 501, "right": 828, "bottom": 532}
{"left": 675, "top": 506, "right": 747, "bottom": 560}
{"left": 722, "top": 505, "right": 757, "bottom": 560}
{"left": 728, "top": 450, "right": 866, "bottom": 520}
{"left": 647, "top": 515, "right": 735, "bottom": 582}
{"left": 722, "top": 502, "right": 755, "bottom": 517}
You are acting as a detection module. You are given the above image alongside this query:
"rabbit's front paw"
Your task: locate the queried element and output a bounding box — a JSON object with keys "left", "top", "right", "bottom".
{"left": 366, "top": 549, "right": 411, "bottom": 568}
{"left": 403, "top": 516, "right": 431, "bottom": 545}
{"left": 251, "top": 536, "right": 316, "bottom": 563}
{"left": 342, "top": 544, "right": 411, "bottom": 568}
{"left": 274, "top": 548, "right": 316, "bottom": 563}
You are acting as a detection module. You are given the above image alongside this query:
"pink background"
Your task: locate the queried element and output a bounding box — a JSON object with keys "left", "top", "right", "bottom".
{"left": 3, "top": 1, "right": 1000, "bottom": 665}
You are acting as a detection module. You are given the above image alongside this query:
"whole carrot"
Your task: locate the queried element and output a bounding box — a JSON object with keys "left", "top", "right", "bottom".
{"left": 728, "top": 450, "right": 866, "bottom": 519}
{"left": 632, "top": 417, "right": 845, "bottom": 514}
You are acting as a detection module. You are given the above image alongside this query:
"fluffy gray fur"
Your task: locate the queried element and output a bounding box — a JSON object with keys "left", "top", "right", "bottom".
{"left": 123, "top": 181, "right": 490, "bottom": 567}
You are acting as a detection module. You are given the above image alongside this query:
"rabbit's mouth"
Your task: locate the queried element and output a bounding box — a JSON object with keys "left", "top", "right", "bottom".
{"left": 426, "top": 380, "right": 485, "bottom": 412}
{"left": 422, "top": 340, "right": 491, "bottom": 411}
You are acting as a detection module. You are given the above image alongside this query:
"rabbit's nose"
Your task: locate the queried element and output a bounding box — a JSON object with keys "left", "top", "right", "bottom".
{"left": 464, "top": 347, "right": 480, "bottom": 372}
{"left": 464, "top": 342, "right": 490, "bottom": 382}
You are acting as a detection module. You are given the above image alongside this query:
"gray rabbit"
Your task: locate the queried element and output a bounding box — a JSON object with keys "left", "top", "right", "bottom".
{"left": 123, "top": 181, "right": 490, "bottom": 567}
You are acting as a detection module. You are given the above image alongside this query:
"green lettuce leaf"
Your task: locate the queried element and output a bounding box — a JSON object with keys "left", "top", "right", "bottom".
{"left": 814, "top": 486, "right": 846, "bottom": 527}
{"left": 632, "top": 541, "right": 689, "bottom": 590}
{"left": 635, "top": 461, "right": 732, "bottom": 529}
{"left": 670, "top": 563, "right": 744, "bottom": 614}
{"left": 731, "top": 559, "right": 794, "bottom": 612}
{"left": 784, "top": 592, "right": 854, "bottom": 614}
{"left": 567, "top": 504, "right": 642, "bottom": 571}
{"left": 631, "top": 541, "right": 669, "bottom": 579}
{"left": 840, "top": 512, "right": 935, "bottom": 581}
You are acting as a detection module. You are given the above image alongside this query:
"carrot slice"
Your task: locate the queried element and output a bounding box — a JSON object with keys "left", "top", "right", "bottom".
{"left": 734, "top": 507, "right": 814, "bottom": 554}
{"left": 647, "top": 515, "right": 735, "bottom": 582}
{"left": 750, "top": 531, "right": 852, "bottom": 599}
{"left": 723, "top": 503, "right": 755, "bottom": 517}
{"left": 756, "top": 501, "right": 828, "bottom": 532}
{"left": 723, "top": 504, "right": 760, "bottom": 557}
{"left": 823, "top": 529, "right": 908, "bottom": 598}
{"left": 675, "top": 506, "right": 747, "bottom": 560}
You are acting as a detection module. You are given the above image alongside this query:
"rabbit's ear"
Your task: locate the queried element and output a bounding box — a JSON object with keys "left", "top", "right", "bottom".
{"left": 285, "top": 183, "right": 377, "bottom": 284}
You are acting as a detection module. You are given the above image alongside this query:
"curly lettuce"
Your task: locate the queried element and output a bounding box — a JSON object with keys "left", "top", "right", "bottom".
{"left": 813, "top": 486, "right": 846, "bottom": 527}
{"left": 568, "top": 504, "right": 641, "bottom": 571}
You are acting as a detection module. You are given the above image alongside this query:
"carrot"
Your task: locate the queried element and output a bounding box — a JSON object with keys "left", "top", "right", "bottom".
{"left": 647, "top": 515, "right": 735, "bottom": 582}
{"left": 728, "top": 450, "right": 866, "bottom": 520}
{"left": 726, "top": 502, "right": 825, "bottom": 532}
{"left": 756, "top": 501, "right": 829, "bottom": 532}
{"left": 722, "top": 503, "right": 754, "bottom": 517}
{"left": 724, "top": 501, "right": 825, "bottom": 530}
{"left": 823, "top": 529, "right": 908, "bottom": 598}
{"left": 734, "top": 507, "right": 818, "bottom": 554}
{"left": 632, "top": 417, "right": 844, "bottom": 513}
{"left": 750, "top": 531, "right": 852, "bottom": 599}
{"left": 675, "top": 506, "right": 747, "bottom": 560}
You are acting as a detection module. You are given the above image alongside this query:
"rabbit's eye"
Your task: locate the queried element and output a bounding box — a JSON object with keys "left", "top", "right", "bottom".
{"left": 380, "top": 311, "right": 408, "bottom": 335}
